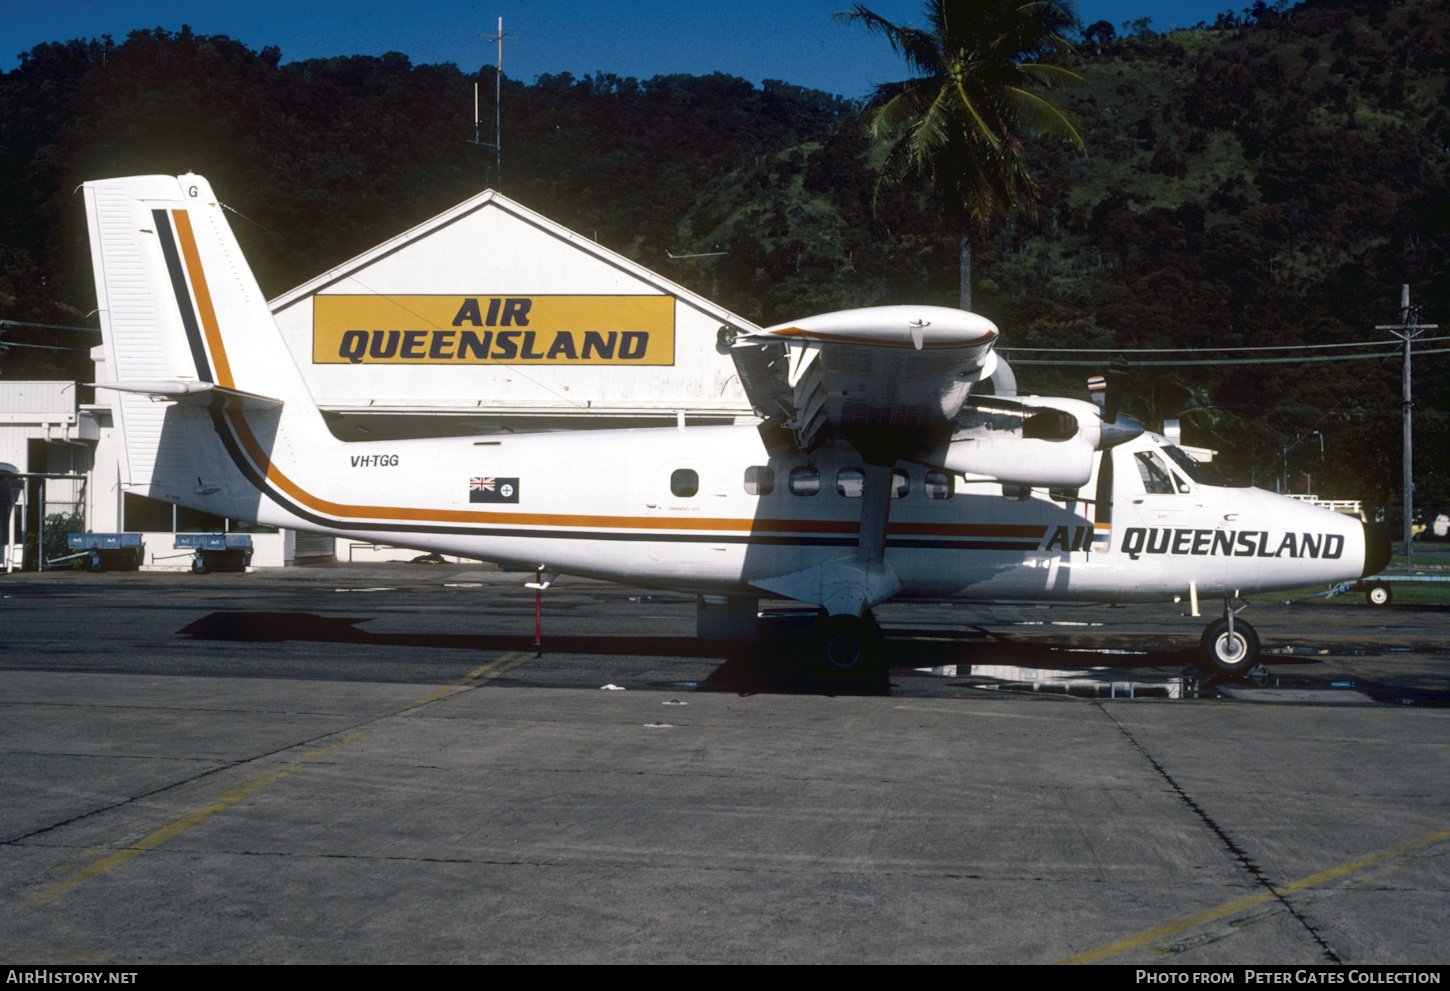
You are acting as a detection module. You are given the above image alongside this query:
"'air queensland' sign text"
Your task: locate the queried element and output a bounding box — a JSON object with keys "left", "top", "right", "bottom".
{"left": 312, "top": 295, "right": 675, "bottom": 365}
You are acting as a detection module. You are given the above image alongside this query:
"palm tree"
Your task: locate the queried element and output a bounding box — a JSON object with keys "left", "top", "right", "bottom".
{"left": 839, "top": 1, "right": 1085, "bottom": 311}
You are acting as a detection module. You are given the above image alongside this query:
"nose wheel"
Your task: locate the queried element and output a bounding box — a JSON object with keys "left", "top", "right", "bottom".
{"left": 1196, "top": 597, "right": 1263, "bottom": 678}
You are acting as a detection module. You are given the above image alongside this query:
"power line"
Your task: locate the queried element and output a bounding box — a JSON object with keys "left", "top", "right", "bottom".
{"left": 1001, "top": 336, "right": 1449, "bottom": 354}
{"left": 0, "top": 319, "right": 101, "bottom": 333}
{"left": 1009, "top": 347, "right": 1450, "bottom": 366}
{"left": 1205, "top": 402, "right": 1450, "bottom": 419}
{"left": 0, "top": 340, "right": 95, "bottom": 352}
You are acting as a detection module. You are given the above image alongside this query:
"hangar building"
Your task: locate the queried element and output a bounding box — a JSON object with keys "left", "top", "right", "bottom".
{"left": 3, "top": 189, "right": 759, "bottom": 570}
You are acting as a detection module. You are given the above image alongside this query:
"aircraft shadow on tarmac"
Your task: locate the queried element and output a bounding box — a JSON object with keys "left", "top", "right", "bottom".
{"left": 176, "top": 610, "right": 1236, "bottom": 697}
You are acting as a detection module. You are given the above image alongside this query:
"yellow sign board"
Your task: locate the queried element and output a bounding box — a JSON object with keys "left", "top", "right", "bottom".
{"left": 313, "top": 295, "right": 675, "bottom": 365}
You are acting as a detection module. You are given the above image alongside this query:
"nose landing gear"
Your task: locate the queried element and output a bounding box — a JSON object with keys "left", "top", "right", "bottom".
{"left": 1196, "top": 596, "right": 1265, "bottom": 679}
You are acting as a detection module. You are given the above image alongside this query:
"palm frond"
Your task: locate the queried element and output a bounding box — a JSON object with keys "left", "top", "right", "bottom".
{"left": 951, "top": 77, "right": 1005, "bottom": 151}
{"left": 843, "top": 0, "right": 1083, "bottom": 228}
{"left": 1015, "top": 62, "right": 1087, "bottom": 90}
{"left": 1004, "top": 86, "right": 1085, "bottom": 146}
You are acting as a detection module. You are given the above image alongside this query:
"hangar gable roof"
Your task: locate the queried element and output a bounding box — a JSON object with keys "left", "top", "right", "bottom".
{"left": 267, "top": 189, "right": 756, "bottom": 333}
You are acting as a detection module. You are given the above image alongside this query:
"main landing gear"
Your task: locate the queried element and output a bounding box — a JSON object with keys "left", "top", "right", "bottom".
{"left": 810, "top": 611, "right": 885, "bottom": 686}
{"left": 1196, "top": 596, "right": 1264, "bottom": 679}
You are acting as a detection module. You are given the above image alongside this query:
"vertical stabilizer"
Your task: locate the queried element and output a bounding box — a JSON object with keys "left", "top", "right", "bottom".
{"left": 84, "top": 173, "right": 330, "bottom": 520}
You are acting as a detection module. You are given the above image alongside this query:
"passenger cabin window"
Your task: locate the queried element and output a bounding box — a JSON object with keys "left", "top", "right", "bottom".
{"left": 789, "top": 466, "right": 820, "bottom": 496}
{"left": 744, "top": 466, "right": 774, "bottom": 496}
{"left": 837, "top": 467, "right": 864, "bottom": 498}
{"left": 925, "top": 470, "right": 954, "bottom": 500}
{"left": 670, "top": 468, "right": 699, "bottom": 498}
{"left": 891, "top": 469, "right": 909, "bottom": 499}
{"left": 1134, "top": 451, "right": 1176, "bottom": 495}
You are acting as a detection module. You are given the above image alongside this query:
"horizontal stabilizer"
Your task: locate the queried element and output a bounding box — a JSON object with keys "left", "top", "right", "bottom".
{"left": 91, "top": 381, "right": 284, "bottom": 411}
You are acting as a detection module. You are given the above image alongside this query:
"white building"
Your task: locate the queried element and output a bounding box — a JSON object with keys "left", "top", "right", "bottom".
{"left": 4, "top": 189, "right": 759, "bottom": 569}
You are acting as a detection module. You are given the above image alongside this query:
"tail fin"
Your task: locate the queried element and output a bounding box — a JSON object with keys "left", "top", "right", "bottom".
{"left": 84, "top": 173, "right": 329, "bottom": 517}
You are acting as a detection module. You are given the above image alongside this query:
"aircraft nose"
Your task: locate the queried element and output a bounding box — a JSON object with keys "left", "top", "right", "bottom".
{"left": 1361, "top": 521, "right": 1392, "bottom": 578}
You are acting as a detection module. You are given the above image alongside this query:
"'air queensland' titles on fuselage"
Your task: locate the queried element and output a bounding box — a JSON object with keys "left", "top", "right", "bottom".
{"left": 1120, "top": 527, "right": 1345, "bottom": 561}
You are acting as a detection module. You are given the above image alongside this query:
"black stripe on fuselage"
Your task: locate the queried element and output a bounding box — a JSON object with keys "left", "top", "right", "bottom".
{"left": 153, "top": 209, "right": 213, "bottom": 384}
{"left": 205, "top": 420, "right": 1049, "bottom": 550}
{"left": 204, "top": 409, "right": 1043, "bottom": 549}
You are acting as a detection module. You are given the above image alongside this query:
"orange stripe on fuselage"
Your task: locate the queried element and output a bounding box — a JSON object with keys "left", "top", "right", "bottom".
{"left": 174, "top": 206, "right": 1042, "bottom": 539}
{"left": 225, "top": 418, "right": 1059, "bottom": 538}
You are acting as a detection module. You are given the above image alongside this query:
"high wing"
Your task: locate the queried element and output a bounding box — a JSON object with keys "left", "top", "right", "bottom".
{"left": 725, "top": 305, "right": 1138, "bottom": 489}
{"left": 727, "top": 305, "right": 1000, "bottom": 449}
{"left": 722, "top": 303, "right": 1146, "bottom": 625}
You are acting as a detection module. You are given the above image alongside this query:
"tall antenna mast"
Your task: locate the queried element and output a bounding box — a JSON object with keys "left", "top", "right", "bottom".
{"left": 471, "top": 16, "right": 515, "bottom": 186}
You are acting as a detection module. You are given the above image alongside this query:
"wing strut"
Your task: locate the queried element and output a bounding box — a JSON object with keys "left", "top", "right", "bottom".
{"left": 750, "top": 463, "right": 902, "bottom": 618}
{"left": 856, "top": 463, "right": 893, "bottom": 565}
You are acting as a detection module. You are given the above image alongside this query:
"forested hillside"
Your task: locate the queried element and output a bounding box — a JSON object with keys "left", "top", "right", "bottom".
{"left": 1, "top": 0, "right": 1446, "bottom": 515}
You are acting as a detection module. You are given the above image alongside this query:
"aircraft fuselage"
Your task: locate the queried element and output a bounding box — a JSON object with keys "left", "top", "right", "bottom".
{"left": 196, "top": 418, "right": 1374, "bottom": 604}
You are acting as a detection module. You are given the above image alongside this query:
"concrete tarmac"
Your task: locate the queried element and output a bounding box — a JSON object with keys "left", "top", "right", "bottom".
{"left": 1, "top": 565, "right": 1447, "bottom": 964}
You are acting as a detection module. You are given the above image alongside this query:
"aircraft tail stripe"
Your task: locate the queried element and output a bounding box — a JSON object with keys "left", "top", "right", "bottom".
{"left": 170, "top": 209, "right": 234, "bottom": 388}
{"left": 152, "top": 210, "right": 213, "bottom": 383}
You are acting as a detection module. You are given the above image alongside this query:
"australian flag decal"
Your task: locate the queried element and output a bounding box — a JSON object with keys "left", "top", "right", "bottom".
{"left": 469, "top": 476, "right": 520, "bottom": 503}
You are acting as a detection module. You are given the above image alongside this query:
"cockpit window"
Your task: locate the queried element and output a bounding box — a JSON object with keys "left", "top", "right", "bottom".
{"left": 1160, "top": 445, "right": 1248, "bottom": 488}
{"left": 1134, "top": 451, "right": 1176, "bottom": 495}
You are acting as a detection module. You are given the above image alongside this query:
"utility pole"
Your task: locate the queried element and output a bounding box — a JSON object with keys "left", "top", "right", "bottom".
{"left": 1375, "top": 285, "right": 1436, "bottom": 572}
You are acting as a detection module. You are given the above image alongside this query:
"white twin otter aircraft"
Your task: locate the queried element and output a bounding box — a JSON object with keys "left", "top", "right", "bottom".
{"left": 83, "top": 174, "right": 1390, "bottom": 682}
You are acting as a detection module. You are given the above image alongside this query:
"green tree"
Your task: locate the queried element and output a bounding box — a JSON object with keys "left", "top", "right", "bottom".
{"left": 838, "top": 0, "right": 1085, "bottom": 310}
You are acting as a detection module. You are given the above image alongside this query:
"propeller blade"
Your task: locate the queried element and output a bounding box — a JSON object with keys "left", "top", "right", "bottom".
{"left": 1087, "top": 358, "right": 1130, "bottom": 424}
{"left": 1103, "top": 357, "right": 1129, "bottom": 423}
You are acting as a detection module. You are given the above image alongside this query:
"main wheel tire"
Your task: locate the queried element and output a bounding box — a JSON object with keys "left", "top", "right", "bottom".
{"left": 1200, "top": 617, "right": 1260, "bottom": 677}
{"left": 1365, "top": 582, "right": 1392, "bottom": 607}
{"left": 810, "top": 613, "right": 883, "bottom": 685}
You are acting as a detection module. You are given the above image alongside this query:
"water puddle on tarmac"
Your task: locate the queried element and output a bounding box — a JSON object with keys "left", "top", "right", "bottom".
{"left": 911, "top": 664, "right": 1447, "bottom": 707}
{"left": 919, "top": 663, "right": 1216, "bottom": 700}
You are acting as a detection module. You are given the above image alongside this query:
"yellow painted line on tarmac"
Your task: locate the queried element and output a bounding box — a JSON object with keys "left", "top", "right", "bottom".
{"left": 1054, "top": 825, "right": 1450, "bottom": 965}
{"left": 464, "top": 651, "right": 532, "bottom": 687}
{"left": 24, "top": 730, "right": 368, "bottom": 906}
{"left": 22, "top": 651, "right": 530, "bottom": 906}
{"left": 396, "top": 651, "right": 522, "bottom": 711}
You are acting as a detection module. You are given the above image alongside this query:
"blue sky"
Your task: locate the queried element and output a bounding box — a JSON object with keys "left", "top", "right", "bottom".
{"left": 3, "top": 2, "right": 1238, "bottom": 97}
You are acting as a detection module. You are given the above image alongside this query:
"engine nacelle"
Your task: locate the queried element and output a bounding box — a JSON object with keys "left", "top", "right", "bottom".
{"left": 917, "top": 398, "right": 1111, "bottom": 488}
